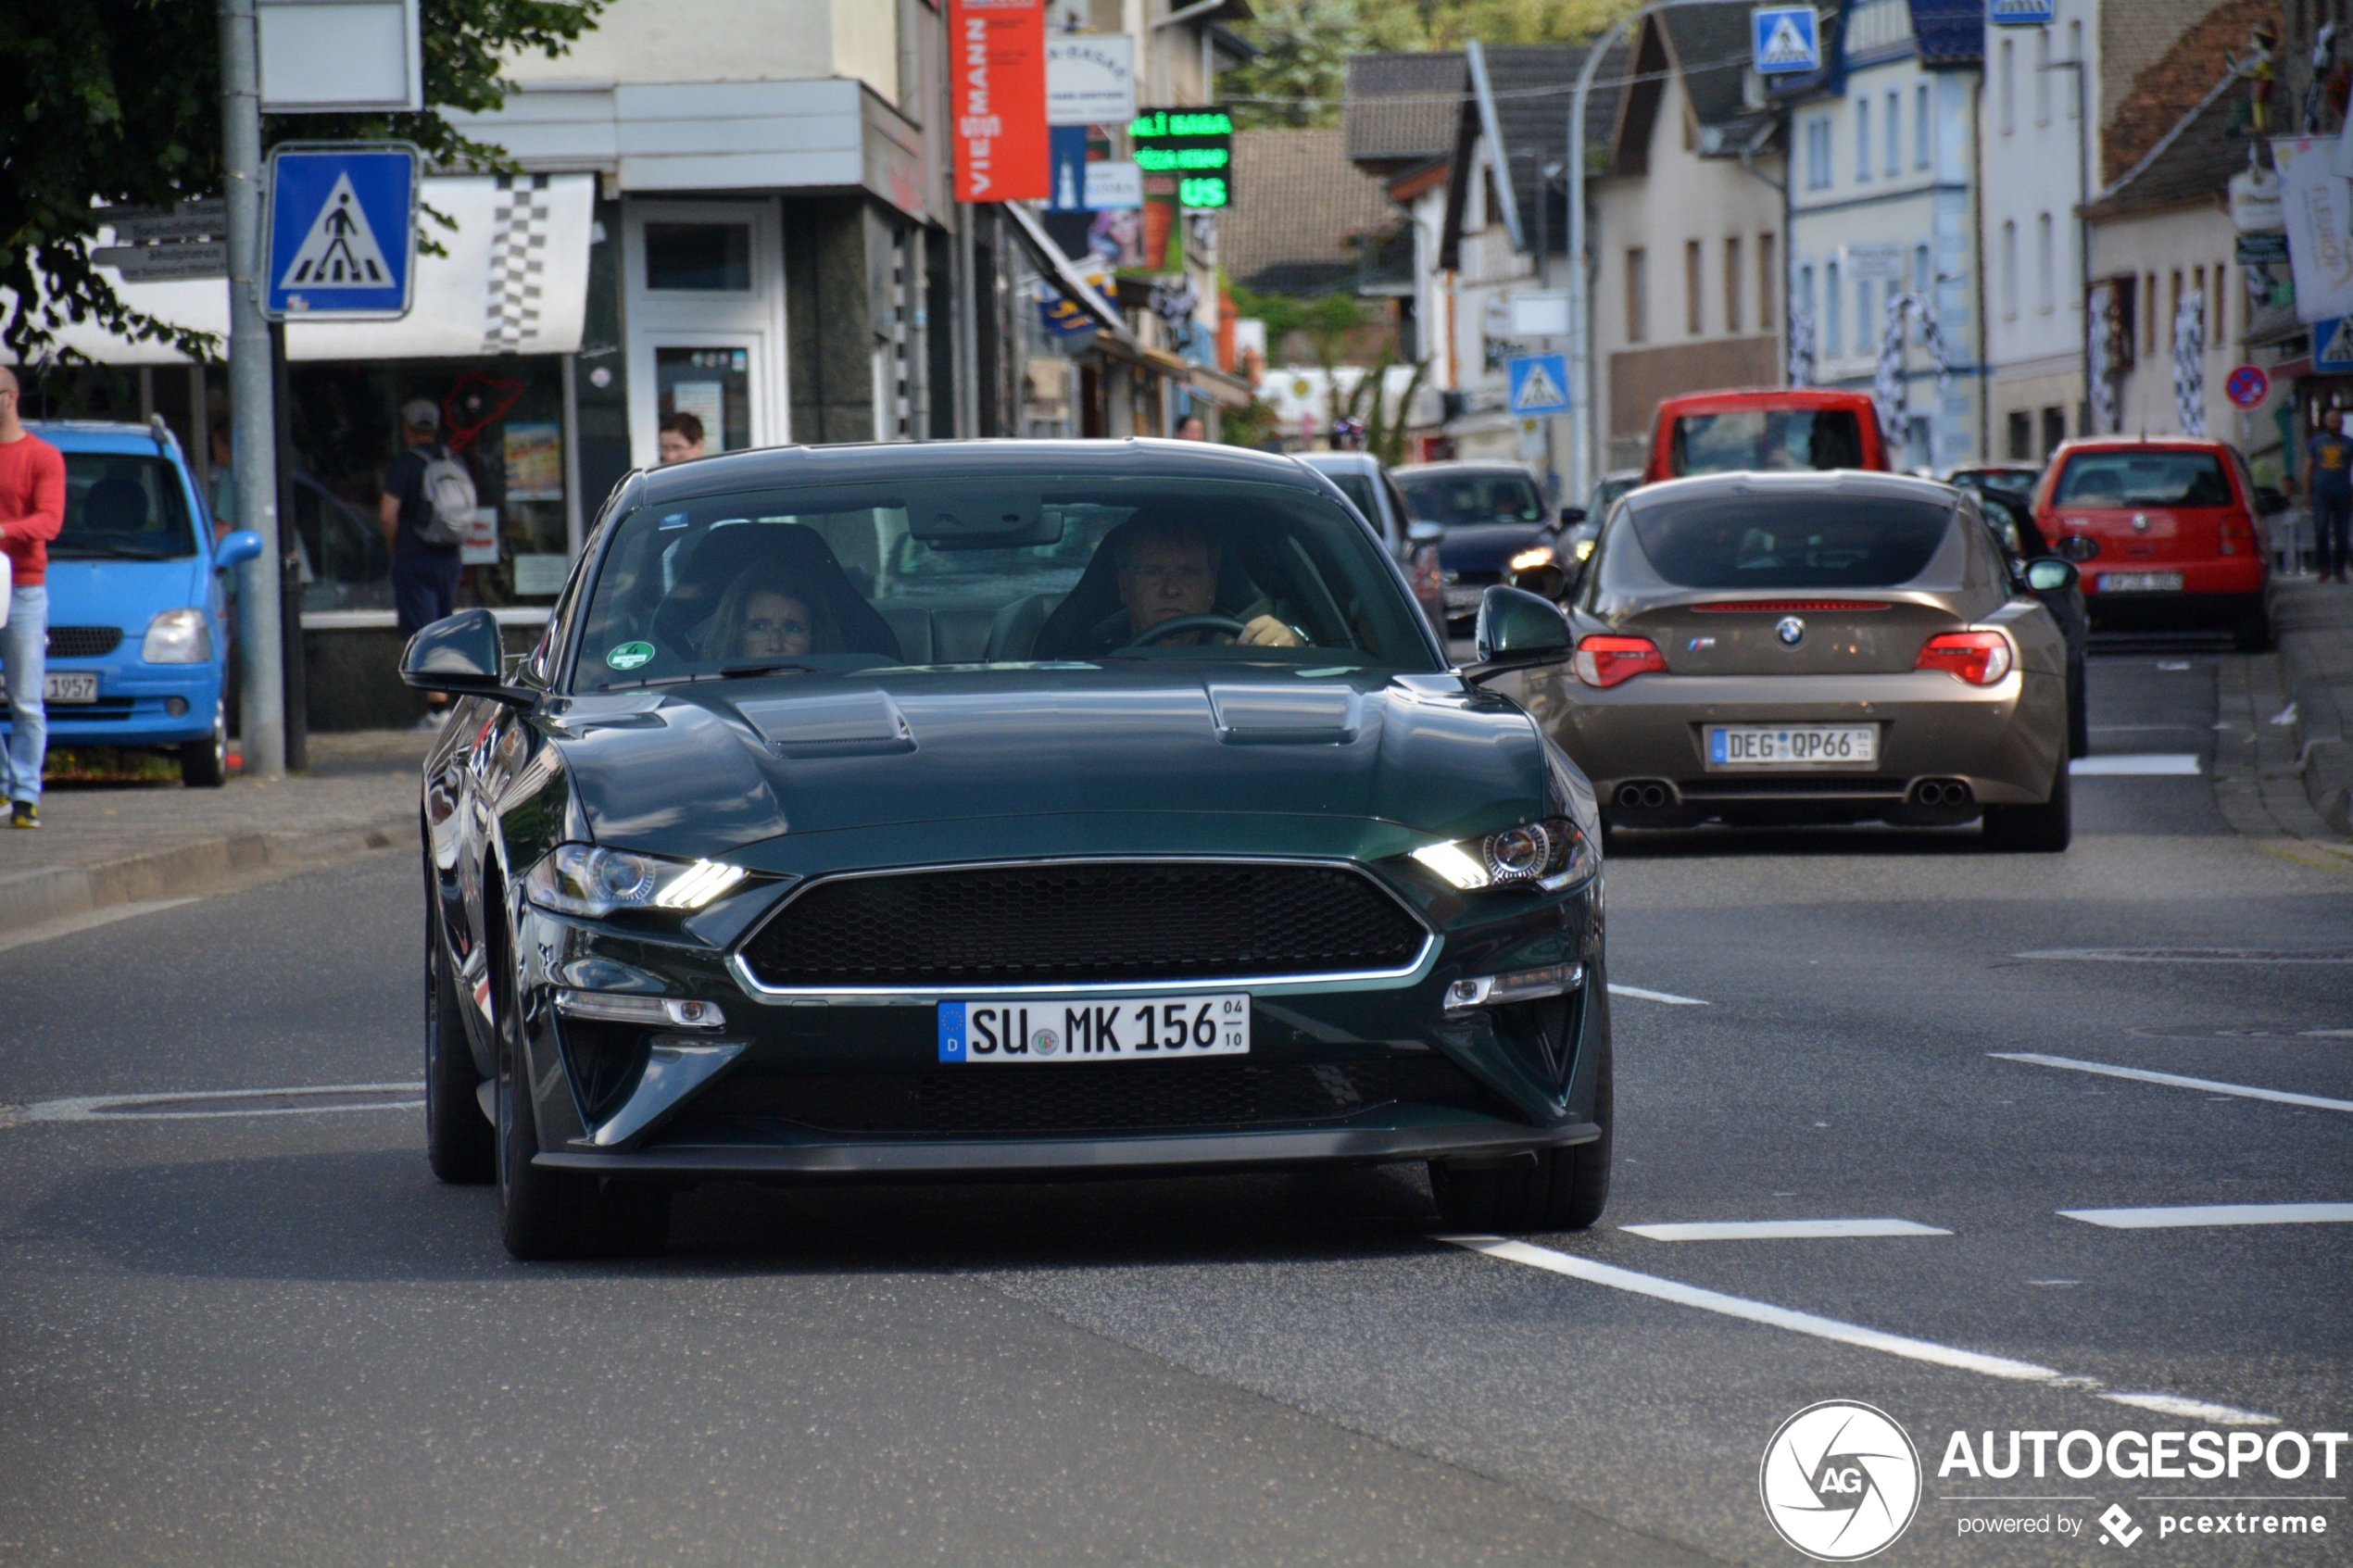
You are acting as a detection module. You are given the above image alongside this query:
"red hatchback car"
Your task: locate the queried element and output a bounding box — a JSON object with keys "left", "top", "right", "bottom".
{"left": 2032, "top": 437, "right": 2270, "bottom": 649}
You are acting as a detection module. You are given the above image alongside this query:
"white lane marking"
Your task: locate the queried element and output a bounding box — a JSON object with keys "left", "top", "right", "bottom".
{"left": 1619, "top": 1219, "right": 1951, "bottom": 1241}
{"left": 2057, "top": 1203, "right": 2353, "bottom": 1230}
{"left": 19, "top": 1082, "right": 426, "bottom": 1123}
{"left": 0, "top": 898, "right": 197, "bottom": 954}
{"left": 2107, "top": 1393, "right": 2289, "bottom": 1424}
{"left": 1607, "top": 984, "right": 1708, "bottom": 1006}
{"left": 1990, "top": 1051, "right": 2353, "bottom": 1113}
{"left": 2157, "top": 660, "right": 2192, "bottom": 671}
{"left": 1439, "top": 1236, "right": 2279, "bottom": 1424}
{"left": 2017, "top": 947, "right": 2353, "bottom": 963}
{"left": 2070, "top": 753, "right": 2200, "bottom": 775}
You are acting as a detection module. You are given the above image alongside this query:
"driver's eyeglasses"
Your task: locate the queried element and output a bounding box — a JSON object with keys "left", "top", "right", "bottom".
{"left": 1123, "top": 564, "right": 1213, "bottom": 586}
{"left": 744, "top": 616, "right": 811, "bottom": 638}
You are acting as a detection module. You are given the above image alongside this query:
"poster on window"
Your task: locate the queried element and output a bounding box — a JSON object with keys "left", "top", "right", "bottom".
{"left": 503, "top": 422, "right": 563, "bottom": 500}
{"left": 461, "top": 506, "right": 501, "bottom": 566}
{"left": 2271, "top": 137, "right": 2353, "bottom": 323}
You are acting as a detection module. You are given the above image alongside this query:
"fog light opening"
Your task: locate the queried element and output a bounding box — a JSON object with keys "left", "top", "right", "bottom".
{"left": 1444, "top": 962, "right": 1586, "bottom": 1010}
{"left": 164, "top": 696, "right": 190, "bottom": 718}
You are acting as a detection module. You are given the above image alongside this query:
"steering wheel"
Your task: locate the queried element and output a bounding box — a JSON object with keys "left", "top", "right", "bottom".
{"left": 1119, "top": 614, "right": 1250, "bottom": 650}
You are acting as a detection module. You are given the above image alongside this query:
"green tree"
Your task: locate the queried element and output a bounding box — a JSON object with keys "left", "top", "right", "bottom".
{"left": 0, "top": 0, "right": 605, "bottom": 364}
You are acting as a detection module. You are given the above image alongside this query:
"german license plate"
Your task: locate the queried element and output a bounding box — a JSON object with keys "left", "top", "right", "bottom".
{"left": 937, "top": 996, "right": 1250, "bottom": 1063}
{"left": 0, "top": 672, "right": 99, "bottom": 704}
{"left": 2098, "top": 571, "right": 2183, "bottom": 593}
{"left": 1707, "top": 724, "right": 1877, "bottom": 768}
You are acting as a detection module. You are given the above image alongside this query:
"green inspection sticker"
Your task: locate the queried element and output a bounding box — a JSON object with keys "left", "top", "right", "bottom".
{"left": 605, "top": 641, "right": 655, "bottom": 671}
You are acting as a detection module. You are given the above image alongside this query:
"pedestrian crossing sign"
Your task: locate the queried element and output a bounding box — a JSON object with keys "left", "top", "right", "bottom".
{"left": 1751, "top": 6, "right": 1819, "bottom": 75}
{"left": 263, "top": 143, "right": 418, "bottom": 320}
{"left": 1508, "top": 352, "right": 1571, "bottom": 416}
{"left": 2318, "top": 318, "right": 2353, "bottom": 372}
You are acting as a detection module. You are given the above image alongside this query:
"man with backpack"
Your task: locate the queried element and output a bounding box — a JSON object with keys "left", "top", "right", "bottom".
{"left": 379, "top": 398, "right": 474, "bottom": 727}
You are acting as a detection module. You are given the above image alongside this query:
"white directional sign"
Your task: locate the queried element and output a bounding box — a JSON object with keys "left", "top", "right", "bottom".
{"left": 257, "top": 0, "right": 422, "bottom": 112}
{"left": 1752, "top": 6, "right": 1820, "bottom": 75}
{"left": 263, "top": 143, "right": 418, "bottom": 320}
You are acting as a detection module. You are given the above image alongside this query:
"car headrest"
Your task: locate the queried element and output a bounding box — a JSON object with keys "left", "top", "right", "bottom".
{"left": 655, "top": 522, "right": 902, "bottom": 661}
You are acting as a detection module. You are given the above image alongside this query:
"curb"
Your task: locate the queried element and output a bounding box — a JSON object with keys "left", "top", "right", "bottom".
{"left": 0, "top": 814, "right": 411, "bottom": 941}
{"left": 2274, "top": 599, "right": 2352, "bottom": 836}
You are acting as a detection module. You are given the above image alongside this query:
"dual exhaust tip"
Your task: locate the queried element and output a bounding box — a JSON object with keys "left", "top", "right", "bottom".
{"left": 1909, "top": 778, "right": 1974, "bottom": 808}
{"left": 1616, "top": 782, "right": 1673, "bottom": 809}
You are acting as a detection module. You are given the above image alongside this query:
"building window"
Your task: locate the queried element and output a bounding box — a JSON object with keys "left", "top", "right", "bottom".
{"left": 1725, "top": 236, "right": 1743, "bottom": 333}
{"left": 2034, "top": 28, "right": 2051, "bottom": 126}
{"left": 1886, "top": 91, "right": 1901, "bottom": 176}
{"left": 2008, "top": 411, "right": 2033, "bottom": 460}
{"left": 1798, "top": 260, "right": 1815, "bottom": 339}
{"left": 1806, "top": 118, "right": 1832, "bottom": 190}
{"left": 2036, "top": 213, "right": 2054, "bottom": 314}
{"left": 1915, "top": 85, "right": 1931, "bottom": 168}
{"left": 1857, "top": 277, "right": 1874, "bottom": 350}
{"left": 1627, "top": 247, "right": 1649, "bottom": 343}
{"left": 1856, "top": 97, "right": 1872, "bottom": 181}
{"left": 1913, "top": 244, "right": 1931, "bottom": 296}
{"left": 1826, "top": 261, "right": 1843, "bottom": 356}
{"left": 644, "top": 222, "right": 753, "bottom": 291}
{"left": 1999, "top": 38, "right": 2015, "bottom": 134}
{"left": 1759, "top": 233, "right": 1777, "bottom": 330}
{"left": 2216, "top": 259, "right": 2230, "bottom": 346}
{"left": 2170, "top": 269, "right": 2183, "bottom": 346}
{"left": 2001, "top": 221, "right": 2018, "bottom": 320}
{"left": 2042, "top": 407, "right": 2066, "bottom": 458}
{"left": 2145, "top": 271, "right": 2158, "bottom": 354}
{"left": 2066, "top": 22, "right": 2082, "bottom": 117}
{"left": 2194, "top": 265, "right": 2207, "bottom": 341}
{"left": 1686, "top": 240, "right": 1705, "bottom": 335}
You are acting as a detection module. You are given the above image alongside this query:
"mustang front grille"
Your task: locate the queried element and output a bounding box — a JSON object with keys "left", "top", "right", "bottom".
{"left": 738, "top": 860, "right": 1428, "bottom": 989}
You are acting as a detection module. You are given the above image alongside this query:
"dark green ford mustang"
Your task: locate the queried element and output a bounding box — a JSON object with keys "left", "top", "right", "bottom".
{"left": 408, "top": 439, "right": 1612, "bottom": 1259}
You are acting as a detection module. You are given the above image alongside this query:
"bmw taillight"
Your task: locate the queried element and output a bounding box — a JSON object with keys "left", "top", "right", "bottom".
{"left": 1574, "top": 634, "right": 1668, "bottom": 688}
{"left": 1916, "top": 631, "right": 2014, "bottom": 685}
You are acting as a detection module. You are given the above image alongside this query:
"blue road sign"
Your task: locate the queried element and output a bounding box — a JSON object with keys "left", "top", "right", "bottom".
{"left": 1752, "top": 6, "right": 1820, "bottom": 75}
{"left": 2317, "top": 319, "right": 2353, "bottom": 373}
{"left": 1989, "top": 0, "right": 2057, "bottom": 24}
{"left": 263, "top": 143, "right": 418, "bottom": 320}
{"left": 1507, "top": 353, "right": 1571, "bottom": 417}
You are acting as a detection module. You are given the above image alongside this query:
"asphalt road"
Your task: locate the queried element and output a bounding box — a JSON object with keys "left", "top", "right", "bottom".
{"left": 1, "top": 648, "right": 2347, "bottom": 1567}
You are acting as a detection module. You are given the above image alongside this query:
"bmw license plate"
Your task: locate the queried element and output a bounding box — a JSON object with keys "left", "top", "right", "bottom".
{"left": 2098, "top": 571, "right": 2183, "bottom": 593}
{"left": 938, "top": 996, "right": 1250, "bottom": 1063}
{"left": 0, "top": 672, "right": 98, "bottom": 704}
{"left": 1706, "top": 724, "right": 1877, "bottom": 768}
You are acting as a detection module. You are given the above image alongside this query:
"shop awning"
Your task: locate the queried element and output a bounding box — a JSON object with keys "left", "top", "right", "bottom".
{"left": 6, "top": 174, "right": 596, "bottom": 365}
{"left": 1000, "top": 202, "right": 1141, "bottom": 354}
{"left": 1188, "top": 361, "right": 1255, "bottom": 408}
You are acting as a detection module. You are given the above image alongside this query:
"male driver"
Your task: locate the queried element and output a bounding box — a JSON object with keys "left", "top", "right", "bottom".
{"left": 2309, "top": 406, "right": 2353, "bottom": 583}
{"left": 0, "top": 367, "right": 66, "bottom": 828}
{"left": 1114, "top": 518, "right": 1302, "bottom": 646}
{"left": 658, "top": 411, "right": 706, "bottom": 464}
{"left": 380, "top": 398, "right": 465, "bottom": 727}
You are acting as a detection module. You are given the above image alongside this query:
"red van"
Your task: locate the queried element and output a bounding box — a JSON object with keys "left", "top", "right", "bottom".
{"left": 1642, "top": 388, "right": 1892, "bottom": 484}
{"left": 2032, "top": 436, "right": 2270, "bottom": 649}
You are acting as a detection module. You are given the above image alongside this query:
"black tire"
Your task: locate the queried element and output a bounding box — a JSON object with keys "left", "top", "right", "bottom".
{"left": 1430, "top": 1021, "right": 1613, "bottom": 1234}
{"left": 180, "top": 701, "right": 227, "bottom": 787}
{"left": 423, "top": 860, "right": 495, "bottom": 1185}
{"left": 1982, "top": 762, "right": 2071, "bottom": 852}
{"left": 2233, "top": 608, "right": 2272, "bottom": 653}
{"left": 490, "top": 887, "right": 668, "bottom": 1261}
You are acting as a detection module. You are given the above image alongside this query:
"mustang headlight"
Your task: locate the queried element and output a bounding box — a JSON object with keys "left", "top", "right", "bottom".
{"left": 524, "top": 843, "right": 747, "bottom": 917}
{"left": 1411, "top": 816, "right": 1592, "bottom": 891}
{"left": 142, "top": 608, "right": 211, "bottom": 664}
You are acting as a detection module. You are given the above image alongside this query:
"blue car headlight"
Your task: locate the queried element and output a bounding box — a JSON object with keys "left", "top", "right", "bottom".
{"left": 1410, "top": 816, "right": 1592, "bottom": 892}
{"left": 524, "top": 843, "right": 747, "bottom": 917}
{"left": 142, "top": 608, "right": 211, "bottom": 664}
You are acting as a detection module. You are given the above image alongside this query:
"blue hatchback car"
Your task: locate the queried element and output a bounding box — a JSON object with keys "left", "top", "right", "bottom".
{"left": 12, "top": 420, "right": 261, "bottom": 785}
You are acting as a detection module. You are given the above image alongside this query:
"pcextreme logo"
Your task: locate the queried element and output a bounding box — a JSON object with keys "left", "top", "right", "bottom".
{"left": 1760, "top": 1401, "right": 1923, "bottom": 1561}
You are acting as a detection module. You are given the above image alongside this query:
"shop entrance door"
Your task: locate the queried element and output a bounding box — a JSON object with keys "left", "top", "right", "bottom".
{"left": 623, "top": 199, "right": 787, "bottom": 463}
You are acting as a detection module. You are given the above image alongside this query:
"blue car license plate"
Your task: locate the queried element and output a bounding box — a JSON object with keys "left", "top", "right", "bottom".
{"left": 937, "top": 996, "right": 1250, "bottom": 1063}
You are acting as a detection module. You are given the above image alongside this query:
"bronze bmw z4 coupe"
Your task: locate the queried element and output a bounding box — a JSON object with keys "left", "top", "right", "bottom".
{"left": 1505, "top": 470, "right": 2077, "bottom": 850}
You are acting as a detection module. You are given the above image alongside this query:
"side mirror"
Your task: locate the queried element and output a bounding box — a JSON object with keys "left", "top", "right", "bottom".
{"left": 401, "top": 607, "right": 535, "bottom": 708}
{"left": 2057, "top": 533, "right": 2101, "bottom": 562}
{"left": 2022, "top": 557, "right": 2079, "bottom": 594}
{"left": 214, "top": 530, "right": 263, "bottom": 571}
{"left": 1406, "top": 519, "right": 1445, "bottom": 546}
{"left": 1471, "top": 585, "right": 1571, "bottom": 671}
{"left": 1557, "top": 506, "right": 1587, "bottom": 526}
{"left": 2255, "top": 485, "right": 2290, "bottom": 517}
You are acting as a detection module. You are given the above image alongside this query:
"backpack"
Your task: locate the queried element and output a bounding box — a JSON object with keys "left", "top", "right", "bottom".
{"left": 414, "top": 445, "right": 477, "bottom": 547}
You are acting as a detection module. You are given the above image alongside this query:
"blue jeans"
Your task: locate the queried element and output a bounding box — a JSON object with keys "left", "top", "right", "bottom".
{"left": 393, "top": 549, "right": 463, "bottom": 638}
{"left": 1, "top": 585, "right": 48, "bottom": 805}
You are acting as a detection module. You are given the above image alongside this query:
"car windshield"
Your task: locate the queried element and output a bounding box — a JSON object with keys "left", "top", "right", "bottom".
{"left": 1629, "top": 492, "right": 1956, "bottom": 588}
{"left": 1394, "top": 470, "right": 1544, "bottom": 525}
{"left": 1669, "top": 409, "right": 1863, "bottom": 477}
{"left": 55, "top": 454, "right": 197, "bottom": 560}
{"left": 2053, "top": 451, "right": 2232, "bottom": 507}
{"left": 572, "top": 474, "right": 1438, "bottom": 691}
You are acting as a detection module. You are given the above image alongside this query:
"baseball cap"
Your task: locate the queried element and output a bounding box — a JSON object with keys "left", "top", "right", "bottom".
{"left": 401, "top": 398, "right": 441, "bottom": 431}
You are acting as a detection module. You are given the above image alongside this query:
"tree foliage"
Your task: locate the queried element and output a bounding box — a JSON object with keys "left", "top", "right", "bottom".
{"left": 0, "top": 0, "right": 604, "bottom": 364}
{"left": 1226, "top": 0, "right": 1645, "bottom": 129}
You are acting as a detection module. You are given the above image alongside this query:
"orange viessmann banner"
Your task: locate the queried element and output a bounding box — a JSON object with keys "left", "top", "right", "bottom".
{"left": 949, "top": 0, "right": 1049, "bottom": 202}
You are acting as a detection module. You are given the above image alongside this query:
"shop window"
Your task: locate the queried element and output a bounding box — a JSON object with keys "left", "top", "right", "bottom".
{"left": 2041, "top": 407, "right": 2065, "bottom": 458}
{"left": 2007, "top": 411, "right": 2032, "bottom": 461}
{"left": 644, "top": 223, "right": 752, "bottom": 292}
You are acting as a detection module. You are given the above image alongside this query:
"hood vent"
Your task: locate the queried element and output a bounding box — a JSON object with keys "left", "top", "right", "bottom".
{"left": 1207, "top": 684, "right": 1362, "bottom": 746}
{"left": 738, "top": 689, "right": 917, "bottom": 759}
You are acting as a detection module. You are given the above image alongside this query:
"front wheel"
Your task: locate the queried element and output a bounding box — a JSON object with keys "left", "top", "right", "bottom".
{"left": 1982, "top": 763, "right": 2072, "bottom": 852}
{"left": 180, "top": 701, "right": 227, "bottom": 787}
{"left": 423, "top": 867, "right": 494, "bottom": 1184}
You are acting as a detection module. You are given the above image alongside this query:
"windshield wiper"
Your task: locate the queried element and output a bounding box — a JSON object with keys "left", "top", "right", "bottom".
{"left": 596, "top": 663, "right": 820, "bottom": 692}
{"left": 719, "top": 662, "right": 819, "bottom": 680}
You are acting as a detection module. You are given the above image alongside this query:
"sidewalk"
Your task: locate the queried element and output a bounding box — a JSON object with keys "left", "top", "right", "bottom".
{"left": 0, "top": 730, "right": 431, "bottom": 939}
{"left": 2271, "top": 576, "right": 2353, "bottom": 838}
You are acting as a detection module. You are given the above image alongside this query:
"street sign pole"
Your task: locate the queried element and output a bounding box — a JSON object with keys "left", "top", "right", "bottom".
{"left": 219, "top": 0, "right": 284, "bottom": 781}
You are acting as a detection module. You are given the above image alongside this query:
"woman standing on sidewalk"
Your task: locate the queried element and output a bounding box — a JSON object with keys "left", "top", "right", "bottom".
{"left": 0, "top": 367, "right": 66, "bottom": 829}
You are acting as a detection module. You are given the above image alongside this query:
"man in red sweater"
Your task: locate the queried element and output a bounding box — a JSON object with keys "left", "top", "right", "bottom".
{"left": 0, "top": 367, "right": 68, "bottom": 828}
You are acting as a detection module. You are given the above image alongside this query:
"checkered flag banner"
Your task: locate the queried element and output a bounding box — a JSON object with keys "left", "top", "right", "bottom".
{"left": 2173, "top": 289, "right": 2207, "bottom": 436}
{"left": 1873, "top": 291, "right": 1949, "bottom": 464}
{"left": 482, "top": 174, "right": 551, "bottom": 355}
{"left": 1786, "top": 303, "right": 1816, "bottom": 387}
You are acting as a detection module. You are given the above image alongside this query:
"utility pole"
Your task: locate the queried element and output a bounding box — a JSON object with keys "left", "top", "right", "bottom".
{"left": 220, "top": 0, "right": 284, "bottom": 779}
